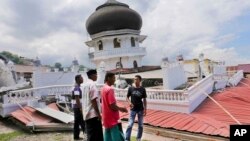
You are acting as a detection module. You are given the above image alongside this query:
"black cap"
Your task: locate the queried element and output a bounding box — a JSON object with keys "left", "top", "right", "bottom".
{"left": 87, "top": 69, "right": 97, "bottom": 78}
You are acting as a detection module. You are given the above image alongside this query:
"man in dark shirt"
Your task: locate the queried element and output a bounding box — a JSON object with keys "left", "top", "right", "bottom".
{"left": 72, "top": 74, "right": 85, "bottom": 140}
{"left": 125, "top": 75, "right": 147, "bottom": 141}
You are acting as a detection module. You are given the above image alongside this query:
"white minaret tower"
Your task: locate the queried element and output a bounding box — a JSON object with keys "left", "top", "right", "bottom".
{"left": 71, "top": 58, "right": 79, "bottom": 72}
{"left": 85, "top": 0, "right": 147, "bottom": 71}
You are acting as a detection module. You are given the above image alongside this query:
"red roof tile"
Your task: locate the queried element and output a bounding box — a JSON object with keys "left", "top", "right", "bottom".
{"left": 118, "top": 78, "right": 250, "bottom": 137}
{"left": 238, "top": 64, "right": 250, "bottom": 73}
{"left": 11, "top": 103, "right": 59, "bottom": 125}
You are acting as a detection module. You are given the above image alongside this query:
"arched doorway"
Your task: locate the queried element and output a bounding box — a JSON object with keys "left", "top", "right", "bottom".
{"left": 131, "top": 37, "right": 135, "bottom": 47}
{"left": 133, "top": 60, "right": 138, "bottom": 68}
{"left": 98, "top": 40, "right": 103, "bottom": 50}
{"left": 113, "top": 38, "right": 121, "bottom": 48}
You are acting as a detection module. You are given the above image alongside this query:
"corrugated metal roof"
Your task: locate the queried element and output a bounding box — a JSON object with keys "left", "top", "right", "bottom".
{"left": 11, "top": 103, "right": 58, "bottom": 125}
{"left": 35, "top": 107, "right": 74, "bottom": 124}
{"left": 238, "top": 64, "right": 250, "bottom": 73}
{"left": 11, "top": 103, "right": 74, "bottom": 125}
{"left": 118, "top": 78, "right": 250, "bottom": 137}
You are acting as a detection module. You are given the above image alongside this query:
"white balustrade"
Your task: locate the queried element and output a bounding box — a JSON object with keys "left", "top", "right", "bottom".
{"left": 90, "top": 47, "right": 146, "bottom": 60}
{"left": 114, "top": 88, "right": 188, "bottom": 102}
{"left": 213, "top": 74, "right": 229, "bottom": 81}
{"left": 3, "top": 72, "right": 238, "bottom": 114}
{"left": 4, "top": 85, "right": 73, "bottom": 104}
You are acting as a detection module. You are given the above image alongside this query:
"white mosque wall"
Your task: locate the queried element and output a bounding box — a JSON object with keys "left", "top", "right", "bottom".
{"left": 183, "top": 63, "right": 198, "bottom": 78}
{"left": 199, "top": 61, "right": 212, "bottom": 77}
{"left": 93, "top": 35, "right": 139, "bottom": 53}
{"left": 213, "top": 64, "right": 227, "bottom": 75}
{"left": 95, "top": 56, "right": 143, "bottom": 71}
{"left": 188, "top": 74, "right": 214, "bottom": 113}
{"left": 213, "top": 74, "right": 229, "bottom": 90}
{"left": 215, "top": 79, "right": 228, "bottom": 90}
{"left": 33, "top": 71, "right": 88, "bottom": 88}
{"left": 89, "top": 34, "right": 146, "bottom": 71}
{"left": 209, "top": 64, "right": 228, "bottom": 89}
{"left": 228, "top": 70, "right": 244, "bottom": 86}
{"left": 2, "top": 70, "right": 244, "bottom": 117}
{"left": 161, "top": 62, "right": 187, "bottom": 90}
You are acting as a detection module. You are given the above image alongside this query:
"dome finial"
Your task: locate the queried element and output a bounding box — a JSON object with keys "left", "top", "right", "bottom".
{"left": 107, "top": 0, "right": 116, "bottom": 2}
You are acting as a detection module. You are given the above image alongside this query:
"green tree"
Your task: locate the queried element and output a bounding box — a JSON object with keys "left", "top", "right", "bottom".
{"left": 0, "top": 51, "right": 24, "bottom": 64}
{"left": 54, "top": 62, "right": 62, "bottom": 71}
{"left": 79, "top": 65, "right": 85, "bottom": 71}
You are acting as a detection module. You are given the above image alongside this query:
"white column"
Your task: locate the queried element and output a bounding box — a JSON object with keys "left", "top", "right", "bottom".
{"left": 161, "top": 61, "right": 170, "bottom": 89}
{"left": 161, "top": 61, "right": 187, "bottom": 90}
{"left": 97, "top": 61, "right": 106, "bottom": 84}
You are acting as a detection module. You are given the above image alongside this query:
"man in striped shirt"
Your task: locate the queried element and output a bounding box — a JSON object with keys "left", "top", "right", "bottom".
{"left": 83, "top": 69, "right": 103, "bottom": 141}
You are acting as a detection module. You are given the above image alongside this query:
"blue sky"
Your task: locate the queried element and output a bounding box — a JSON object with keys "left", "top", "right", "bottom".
{"left": 0, "top": 0, "right": 249, "bottom": 67}
{"left": 219, "top": 11, "right": 250, "bottom": 59}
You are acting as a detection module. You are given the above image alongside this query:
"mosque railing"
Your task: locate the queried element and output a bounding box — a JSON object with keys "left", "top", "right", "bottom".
{"left": 114, "top": 88, "right": 188, "bottom": 102}
{"left": 91, "top": 47, "right": 146, "bottom": 60}
{"left": 212, "top": 74, "right": 229, "bottom": 81}
{"left": 3, "top": 85, "right": 73, "bottom": 104}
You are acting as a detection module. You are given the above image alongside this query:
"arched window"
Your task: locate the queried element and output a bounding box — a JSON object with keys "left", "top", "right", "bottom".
{"left": 131, "top": 37, "right": 135, "bottom": 47}
{"left": 98, "top": 40, "right": 103, "bottom": 50}
{"left": 113, "top": 38, "right": 121, "bottom": 48}
{"left": 133, "top": 60, "right": 138, "bottom": 68}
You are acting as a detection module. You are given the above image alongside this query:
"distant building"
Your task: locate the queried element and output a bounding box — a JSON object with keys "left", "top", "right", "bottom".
{"left": 227, "top": 64, "right": 250, "bottom": 78}
{"left": 14, "top": 65, "right": 48, "bottom": 82}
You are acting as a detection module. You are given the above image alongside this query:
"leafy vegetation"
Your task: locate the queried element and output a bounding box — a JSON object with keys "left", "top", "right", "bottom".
{"left": 0, "top": 131, "right": 24, "bottom": 141}
{"left": 79, "top": 65, "right": 86, "bottom": 71}
{"left": 54, "top": 62, "right": 62, "bottom": 69}
{"left": 0, "top": 51, "right": 24, "bottom": 64}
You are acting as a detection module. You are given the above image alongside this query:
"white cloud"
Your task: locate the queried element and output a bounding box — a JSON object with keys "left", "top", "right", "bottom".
{"left": 0, "top": 0, "right": 250, "bottom": 67}
{"left": 25, "top": 29, "right": 89, "bottom": 66}
{"left": 140, "top": 0, "right": 250, "bottom": 65}
{"left": 190, "top": 42, "right": 249, "bottom": 65}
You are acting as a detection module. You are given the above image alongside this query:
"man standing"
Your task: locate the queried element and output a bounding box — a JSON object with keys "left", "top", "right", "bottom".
{"left": 83, "top": 69, "right": 103, "bottom": 141}
{"left": 72, "top": 74, "right": 85, "bottom": 140}
{"left": 101, "top": 72, "right": 128, "bottom": 141}
{"left": 125, "top": 75, "right": 147, "bottom": 141}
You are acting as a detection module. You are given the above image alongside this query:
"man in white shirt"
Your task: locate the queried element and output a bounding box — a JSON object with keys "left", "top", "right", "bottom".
{"left": 82, "top": 69, "right": 103, "bottom": 141}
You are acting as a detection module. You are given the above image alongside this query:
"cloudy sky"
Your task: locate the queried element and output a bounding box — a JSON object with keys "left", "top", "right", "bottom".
{"left": 0, "top": 0, "right": 250, "bottom": 67}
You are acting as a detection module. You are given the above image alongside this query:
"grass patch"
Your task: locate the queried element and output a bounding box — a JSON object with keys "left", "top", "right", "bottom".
{"left": 0, "top": 131, "right": 24, "bottom": 141}
{"left": 131, "top": 136, "right": 149, "bottom": 141}
{"left": 53, "top": 134, "right": 64, "bottom": 141}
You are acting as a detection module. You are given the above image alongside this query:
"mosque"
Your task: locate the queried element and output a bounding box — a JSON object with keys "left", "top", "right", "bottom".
{"left": 0, "top": 0, "right": 250, "bottom": 140}
{"left": 82, "top": 0, "right": 229, "bottom": 90}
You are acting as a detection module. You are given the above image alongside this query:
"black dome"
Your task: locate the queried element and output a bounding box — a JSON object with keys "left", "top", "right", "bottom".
{"left": 86, "top": 0, "right": 142, "bottom": 35}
